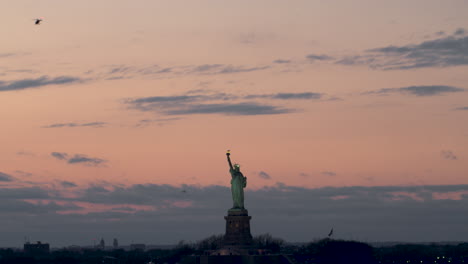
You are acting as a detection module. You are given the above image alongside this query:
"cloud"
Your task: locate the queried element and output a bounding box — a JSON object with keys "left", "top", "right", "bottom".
{"left": 335, "top": 55, "right": 376, "bottom": 66}
{"left": 43, "top": 122, "right": 107, "bottom": 128}
{"left": 306, "top": 54, "right": 335, "bottom": 62}
{"left": 190, "top": 64, "right": 270, "bottom": 75}
{"left": 135, "top": 118, "right": 182, "bottom": 127}
{"left": 0, "top": 183, "right": 468, "bottom": 246}
{"left": 441, "top": 150, "right": 457, "bottom": 160}
{"left": 51, "top": 152, "right": 107, "bottom": 167}
{"left": 454, "top": 28, "right": 466, "bottom": 36}
{"left": 61, "top": 181, "right": 78, "bottom": 188}
{"left": 0, "top": 183, "right": 467, "bottom": 246}
{"left": 0, "top": 186, "right": 50, "bottom": 199}
{"left": 321, "top": 171, "right": 337, "bottom": 177}
{"left": 0, "top": 75, "right": 84, "bottom": 92}
{"left": 51, "top": 152, "right": 69, "bottom": 160}
{"left": 326, "top": 29, "right": 468, "bottom": 70}
{"left": 163, "top": 102, "right": 293, "bottom": 116}
{"left": 68, "top": 154, "right": 107, "bottom": 167}
{"left": 0, "top": 53, "right": 15, "bottom": 58}
{"left": 365, "top": 32, "right": 468, "bottom": 70}
{"left": 0, "top": 172, "right": 14, "bottom": 182}
{"left": 245, "top": 92, "right": 323, "bottom": 100}
{"left": 258, "top": 171, "right": 272, "bottom": 180}
{"left": 273, "top": 59, "right": 291, "bottom": 64}
{"left": 131, "top": 95, "right": 204, "bottom": 104}
{"left": 364, "top": 85, "right": 465, "bottom": 97}
{"left": 108, "top": 66, "right": 133, "bottom": 75}
{"left": 125, "top": 90, "right": 331, "bottom": 117}
{"left": 454, "top": 106, "right": 468, "bottom": 111}
{"left": 100, "top": 63, "right": 271, "bottom": 80}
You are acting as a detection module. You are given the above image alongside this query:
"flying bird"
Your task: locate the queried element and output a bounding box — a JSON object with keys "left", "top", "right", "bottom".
{"left": 34, "top": 17, "right": 44, "bottom": 25}
{"left": 328, "top": 228, "right": 333, "bottom": 237}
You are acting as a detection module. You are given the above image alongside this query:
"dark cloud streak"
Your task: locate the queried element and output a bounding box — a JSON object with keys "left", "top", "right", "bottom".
{"left": 43, "top": 122, "right": 107, "bottom": 128}
{"left": 0, "top": 76, "right": 84, "bottom": 92}
{"left": 366, "top": 33, "right": 468, "bottom": 70}
{"left": 163, "top": 102, "right": 293, "bottom": 116}
{"left": 51, "top": 152, "right": 68, "bottom": 160}
{"left": 51, "top": 152, "right": 107, "bottom": 167}
{"left": 364, "top": 85, "right": 464, "bottom": 97}
{"left": 125, "top": 91, "right": 329, "bottom": 116}
{"left": 306, "top": 54, "right": 334, "bottom": 62}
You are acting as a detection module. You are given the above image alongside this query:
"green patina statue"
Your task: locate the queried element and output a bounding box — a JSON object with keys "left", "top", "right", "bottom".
{"left": 226, "top": 150, "right": 247, "bottom": 210}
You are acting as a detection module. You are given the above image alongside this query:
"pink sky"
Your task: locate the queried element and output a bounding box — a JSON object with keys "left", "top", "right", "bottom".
{"left": 0, "top": 0, "right": 467, "bottom": 245}
{"left": 2, "top": 0, "right": 467, "bottom": 189}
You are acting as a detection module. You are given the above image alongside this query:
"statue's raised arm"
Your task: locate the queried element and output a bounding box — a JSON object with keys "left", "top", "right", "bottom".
{"left": 226, "top": 150, "right": 234, "bottom": 171}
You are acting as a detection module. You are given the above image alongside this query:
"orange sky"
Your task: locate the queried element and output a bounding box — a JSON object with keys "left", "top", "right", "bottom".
{"left": 1, "top": 0, "right": 467, "bottom": 190}
{"left": 2, "top": 0, "right": 468, "bottom": 246}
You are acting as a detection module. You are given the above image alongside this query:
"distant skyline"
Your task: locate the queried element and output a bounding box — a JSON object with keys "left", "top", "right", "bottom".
{"left": 1, "top": 0, "right": 467, "bottom": 247}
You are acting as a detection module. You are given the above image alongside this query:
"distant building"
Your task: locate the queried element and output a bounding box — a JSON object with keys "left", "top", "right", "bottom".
{"left": 113, "top": 238, "right": 118, "bottom": 248}
{"left": 98, "top": 238, "right": 105, "bottom": 250}
{"left": 24, "top": 241, "right": 50, "bottom": 255}
{"left": 130, "top": 244, "right": 146, "bottom": 251}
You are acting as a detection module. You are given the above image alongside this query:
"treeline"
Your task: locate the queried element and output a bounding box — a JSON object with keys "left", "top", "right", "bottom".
{"left": 0, "top": 236, "right": 467, "bottom": 264}
{"left": 291, "top": 239, "right": 468, "bottom": 264}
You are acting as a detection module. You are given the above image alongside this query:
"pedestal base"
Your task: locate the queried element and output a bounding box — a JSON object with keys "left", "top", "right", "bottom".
{"left": 224, "top": 209, "right": 253, "bottom": 247}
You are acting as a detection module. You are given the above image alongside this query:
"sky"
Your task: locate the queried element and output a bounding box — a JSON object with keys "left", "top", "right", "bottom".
{"left": 0, "top": 0, "right": 468, "bottom": 247}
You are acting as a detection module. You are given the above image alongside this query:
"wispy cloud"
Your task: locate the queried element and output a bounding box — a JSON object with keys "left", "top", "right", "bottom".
{"left": 328, "top": 28, "right": 468, "bottom": 70}
{"left": 100, "top": 63, "right": 271, "bottom": 80}
{"left": 335, "top": 55, "right": 376, "bottom": 66}
{"left": 135, "top": 118, "right": 182, "bottom": 127}
{"left": 306, "top": 54, "right": 335, "bottom": 62}
{"left": 0, "top": 53, "right": 15, "bottom": 58}
{"left": 163, "top": 102, "right": 293, "bottom": 116}
{"left": 189, "top": 64, "right": 270, "bottom": 75}
{"left": 321, "top": 171, "right": 337, "bottom": 177}
{"left": 273, "top": 59, "right": 291, "bottom": 64}
{"left": 454, "top": 106, "right": 468, "bottom": 111}
{"left": 68, "top": 155, "right": 107, "bottom": 166}
{"left": 364, "top": 29, "right": 468, "bottom": 70}
{"left": 42, "top": 122, "right": 107, "bottom": 128}
{"left": 364, "top": 85, "right": 465, "bottom": 97}
{"left": 51, "top": 152, "right": 107, "bottom": 167}
{"left": 61, "top": 181, "right": 78, "bottom": 188}
{"left": 245, "top": 92, "right": 323, "bottom": 100}
{"left": 51, "top": 152, "right": 68, "bottom": 160}
{"left": 441, "top": 150, "right": 457, "bottom": 160}
{"left": 126, "top": 91, "right": 330, "bottom": 117}
{"left": 0, "top": 75, "right": 84, "bottom": 92}
{"left": 258, "top": 171, "right": 272, "bottom": 180}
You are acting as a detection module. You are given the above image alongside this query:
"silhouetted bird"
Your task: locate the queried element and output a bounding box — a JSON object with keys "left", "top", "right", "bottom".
{"left": 328, "top": 228, "right": 333, "bottom": 237}
{"left": 34, "top": 18, "right": 43, "bottom": 25}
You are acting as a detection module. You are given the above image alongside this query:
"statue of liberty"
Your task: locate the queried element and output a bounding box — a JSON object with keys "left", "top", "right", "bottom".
{"left": 226, "top": 150, "right": 247, "bottom": 210}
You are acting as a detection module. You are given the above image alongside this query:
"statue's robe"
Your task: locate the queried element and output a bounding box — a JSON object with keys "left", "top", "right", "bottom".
{"left": 230, "top": 169, "right": 246, "bottom": 209}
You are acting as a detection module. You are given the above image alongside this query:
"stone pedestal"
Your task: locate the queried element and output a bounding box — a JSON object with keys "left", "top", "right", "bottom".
{"left": 224, "top": 209, "right": 253, "bottom": 247}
